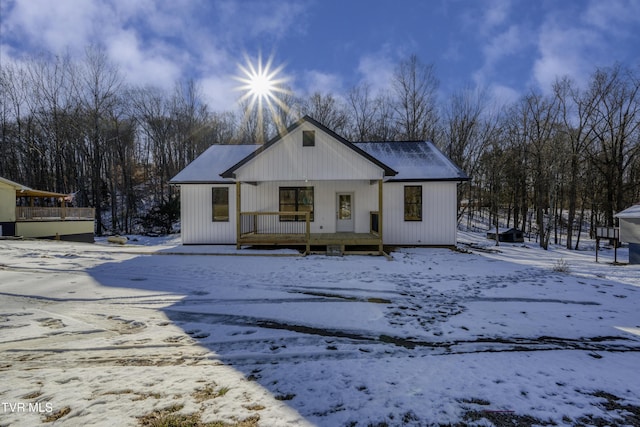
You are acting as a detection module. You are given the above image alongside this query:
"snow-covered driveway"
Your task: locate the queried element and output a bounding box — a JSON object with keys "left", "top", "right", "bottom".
{"left": 1, "top": 237, "right": 639, "bottom": 426}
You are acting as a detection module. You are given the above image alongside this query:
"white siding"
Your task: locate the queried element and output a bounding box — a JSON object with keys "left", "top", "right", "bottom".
{"left": 234, "top": 122, "right": 384, "bottom": 181}
{"left": 383, "top": 182, "right": 458, "bottom": 246}
{"left": 242, "top": 180, "right": 377, "bottom": 234}
{"left": 619, "top": 218, "right": 640, "bottom": 244}
{"left": 180, "top": 184, "right": 236, "bottom": 244}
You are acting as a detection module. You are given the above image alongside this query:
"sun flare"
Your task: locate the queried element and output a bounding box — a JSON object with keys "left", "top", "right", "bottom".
{"left": 235, "top": 53, "right": 291, "bottom": 141}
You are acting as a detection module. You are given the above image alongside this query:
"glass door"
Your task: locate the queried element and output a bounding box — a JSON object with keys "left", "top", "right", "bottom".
{"left": 336, "top": 193, "right": 354, "bottom": 232}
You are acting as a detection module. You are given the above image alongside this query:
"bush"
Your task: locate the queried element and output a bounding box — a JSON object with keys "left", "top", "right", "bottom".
{"left": 552, "top": 258, "right": 570, "bottom": 273}
{"left": 139, "top": 197, "right": 180, "bottom": 235}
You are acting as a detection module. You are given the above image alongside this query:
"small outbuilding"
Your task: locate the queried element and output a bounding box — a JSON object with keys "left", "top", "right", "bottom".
{"left": 615, "top": 204, "right": 640, "bottom": 265}
{"left": 486, "top": 227, "right": 525, "bottom": 243}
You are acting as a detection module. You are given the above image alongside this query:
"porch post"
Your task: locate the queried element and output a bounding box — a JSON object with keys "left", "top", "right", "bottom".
{"left": 378, "top": 179, "right": 383, "bottom": 253}
{"left": 236, "top": 181, "right": 241, "bottom": 250}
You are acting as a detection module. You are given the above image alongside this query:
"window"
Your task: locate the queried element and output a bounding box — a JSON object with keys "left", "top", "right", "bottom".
{"left": 302, "top": 130, "right": 315, "bottom": 147}
{"left": 404, "top": 185, "right": 422, "bottom": 221}
{"left": 279, "top": 187, "right": 314, "bottom": 221}
{"left": 212, "top": 187, "right": 229, "bottom": 222}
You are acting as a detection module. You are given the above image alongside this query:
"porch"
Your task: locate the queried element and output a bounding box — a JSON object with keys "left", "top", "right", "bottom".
{"left": 237, "top": 211, "right": 383, "bottom": 255}
{"left": 234, "top": 179, "right": 384, "bottom": 255}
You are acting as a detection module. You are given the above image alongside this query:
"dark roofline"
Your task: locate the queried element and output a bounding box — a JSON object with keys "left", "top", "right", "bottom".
{"left": 386, "top": 177, "right": 471, "bottom": 183}
{"left": 169, "top": 180, "right": 233, "bottom": 185}
{"left": 220, "top": 116, "right": 397, "bottom": 178}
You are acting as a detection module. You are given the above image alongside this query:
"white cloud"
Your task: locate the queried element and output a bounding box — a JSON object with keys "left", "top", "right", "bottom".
{"left": 301, "top": 70, "right": 343, "bottom": 95}
{"left": 473, "top": 25, "right": 525, "bottom": 87}
{"left": 532, "top": 16, "right": 602, "bottom": 92}
{"left": 488, "top": 83, "right": 520, "bottom": 108}
{"left": 582, "top": 0, "right": 640, "bottom": 34}
{"left": 356, "top": 50, "right": 396, "bottom": 96}
{"left": 480, "top": 0, "right": 511, "bottom": 35}
{"left": 105, "top": 30, "right": 182, "bottom": 90}
{"left": 200, "top": 75, "right": 239, "bottom": 113}
{"left": 3, "top": 0, "right": 100, "bottom": 54}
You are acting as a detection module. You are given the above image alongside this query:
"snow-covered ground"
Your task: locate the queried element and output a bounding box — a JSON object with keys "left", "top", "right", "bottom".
{"left": 0, "top": 233, "right": 638, "bottom": 426}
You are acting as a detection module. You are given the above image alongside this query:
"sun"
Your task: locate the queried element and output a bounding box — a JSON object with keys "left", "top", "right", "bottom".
{"left": 235, "top": 53, "right": 291, "bottom": 141}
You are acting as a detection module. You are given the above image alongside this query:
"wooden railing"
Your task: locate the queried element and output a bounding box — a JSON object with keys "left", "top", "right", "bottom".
{"left": 370, "top": 211, "right": 380, "bottom": 236}
{"left": 239, "top": 211, "right": 310, "bottom": 238}
{"left": 16, "top": 207, "right": 95, "bottom": 221}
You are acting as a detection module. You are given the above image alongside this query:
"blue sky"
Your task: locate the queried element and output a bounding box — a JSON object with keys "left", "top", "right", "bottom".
{"left": 1, "top": 0, "right": 639, "bottom": 111}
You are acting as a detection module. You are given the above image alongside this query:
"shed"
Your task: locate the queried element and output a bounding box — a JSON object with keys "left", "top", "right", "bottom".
{"left": 615, "top": 204, "right": 640, "bottom": 264}
{"left": 487, "top": 227, "right": 525, "bottom": 243}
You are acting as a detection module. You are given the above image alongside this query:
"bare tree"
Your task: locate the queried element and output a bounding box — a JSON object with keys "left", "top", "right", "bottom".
{"left": 346, "top": 82, "right": 378, "bottom": 141}
{"left": 392, "top": 54, "right": 439, "bottom": 141}
{"left": 442, "top": 87, "right": 498, "bottom": 222}
{"left": 553, "top": 76, "right": 598, "bottom": 249}
{"left": 73, "top": 46, "right": 123, "bottom": 235}
{"left": 587, "top": 64, "right": 640, "bottom": 227}
{"left": 296, "top": 91, "right": 349, "bottom": 134}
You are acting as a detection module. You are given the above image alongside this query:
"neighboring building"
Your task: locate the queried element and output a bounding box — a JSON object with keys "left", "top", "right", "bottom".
{"left": 615, "top": 204, "right": 640, "bottom": 264}
{"left": 0, "top": 177, "right": 95, "bottom": 242}
{"left": 486, "top": 227, "right": 525, "bottom": 243}
{"left": 170, "top": 116, "right": 469, "bottom": 254}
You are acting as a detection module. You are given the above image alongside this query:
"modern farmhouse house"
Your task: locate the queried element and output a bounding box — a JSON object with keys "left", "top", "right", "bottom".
{"left": 170, "top": 116, "right": 469, "bottom": 254}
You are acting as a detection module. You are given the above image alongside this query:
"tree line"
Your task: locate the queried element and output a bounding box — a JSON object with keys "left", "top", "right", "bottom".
{"left": 1, "top": 47, "right": 639, "bottom": 248}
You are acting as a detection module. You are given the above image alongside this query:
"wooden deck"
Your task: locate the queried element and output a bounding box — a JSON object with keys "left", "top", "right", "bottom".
{"left": 238, "top": 232, "right": 383, "bottom": 255}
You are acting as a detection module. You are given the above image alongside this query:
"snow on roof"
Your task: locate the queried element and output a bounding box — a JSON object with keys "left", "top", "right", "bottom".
{"left": 353, "top": 141, "right": 469, "bottom": 181}
{"left": 171, "top": 140, "right": 468, "bottom": 184}
{"left": 169, "top": 144, "right": 259, "bottom": 183}
{"left": 615, "top": 204, "right": 640, "bottom": 219}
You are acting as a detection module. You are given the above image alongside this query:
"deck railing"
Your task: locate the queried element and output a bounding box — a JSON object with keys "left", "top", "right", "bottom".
{"left": 16, "top": 207, "right": 95, "bottom": 221}
{"left": 239, "top": 211, "right": 310, "bottom": 238}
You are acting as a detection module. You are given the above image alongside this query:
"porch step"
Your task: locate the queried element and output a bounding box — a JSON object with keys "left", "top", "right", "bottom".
{"left": 326, "top": 244, "right": 343, "bottom": 256}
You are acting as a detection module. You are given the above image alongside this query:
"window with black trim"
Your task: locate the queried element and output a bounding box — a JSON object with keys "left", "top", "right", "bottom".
{"left": 404, "top": 185, "right": 422, "bottom": 221}
{"left": 212, "top": 187, "right": 229, "bottom": 222}
{"left": 302, "top": 130, "right": 315, "bottom": 147}
{"left": 279, "top": 187, "right": 314, "bottom": 221}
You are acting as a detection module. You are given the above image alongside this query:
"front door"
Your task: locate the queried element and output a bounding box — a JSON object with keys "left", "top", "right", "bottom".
{"left": 336, "top": 193, "right": 354, "bottom": 232}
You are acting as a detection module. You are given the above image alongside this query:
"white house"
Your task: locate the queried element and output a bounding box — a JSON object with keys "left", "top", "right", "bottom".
{"left": 615, "top": 204, "right": 640, "bottom": 264}
{"left": 169, "top": 116, "right": 469, "bottom": 254}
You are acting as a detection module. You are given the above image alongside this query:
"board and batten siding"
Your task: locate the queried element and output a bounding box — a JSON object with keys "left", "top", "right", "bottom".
{"left": 383, "top": 181, "right": 458, "bottom": 246}
{"left": 180, "top": 184, "right": 236, "bottom": 244}
{"left": 242, "top": 180, "right": 377, "bottom": 234}
{"left": 234, "top": 122, "right": 384, "bottom": 182}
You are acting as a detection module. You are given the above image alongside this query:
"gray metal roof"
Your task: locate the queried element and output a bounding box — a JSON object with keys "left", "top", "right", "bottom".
{"left": 170, "top": 139, "right": 468, "bottom": 184}
{"left": 169, "top": 144, "right": 259, "bottom": 183}
{"left": 353, "top": 141, "right": 469, "bottom": 181}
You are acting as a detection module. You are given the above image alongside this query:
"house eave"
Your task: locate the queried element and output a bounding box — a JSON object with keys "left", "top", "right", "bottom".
{"left": 385, "top": 177, "right": 471, "bottom": 183}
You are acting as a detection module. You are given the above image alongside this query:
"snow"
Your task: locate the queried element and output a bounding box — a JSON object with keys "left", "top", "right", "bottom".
{"left": 1, "top": 234, "right": 639, "bottom": 426}
{"left": 354, "top": 141, "right": 469, "bottom": 181}
{"left": 616, "top": 204, "right": 640, "bottom": 219}
{"left": 169, "top": 144, "right": 258, "bottom": 184}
